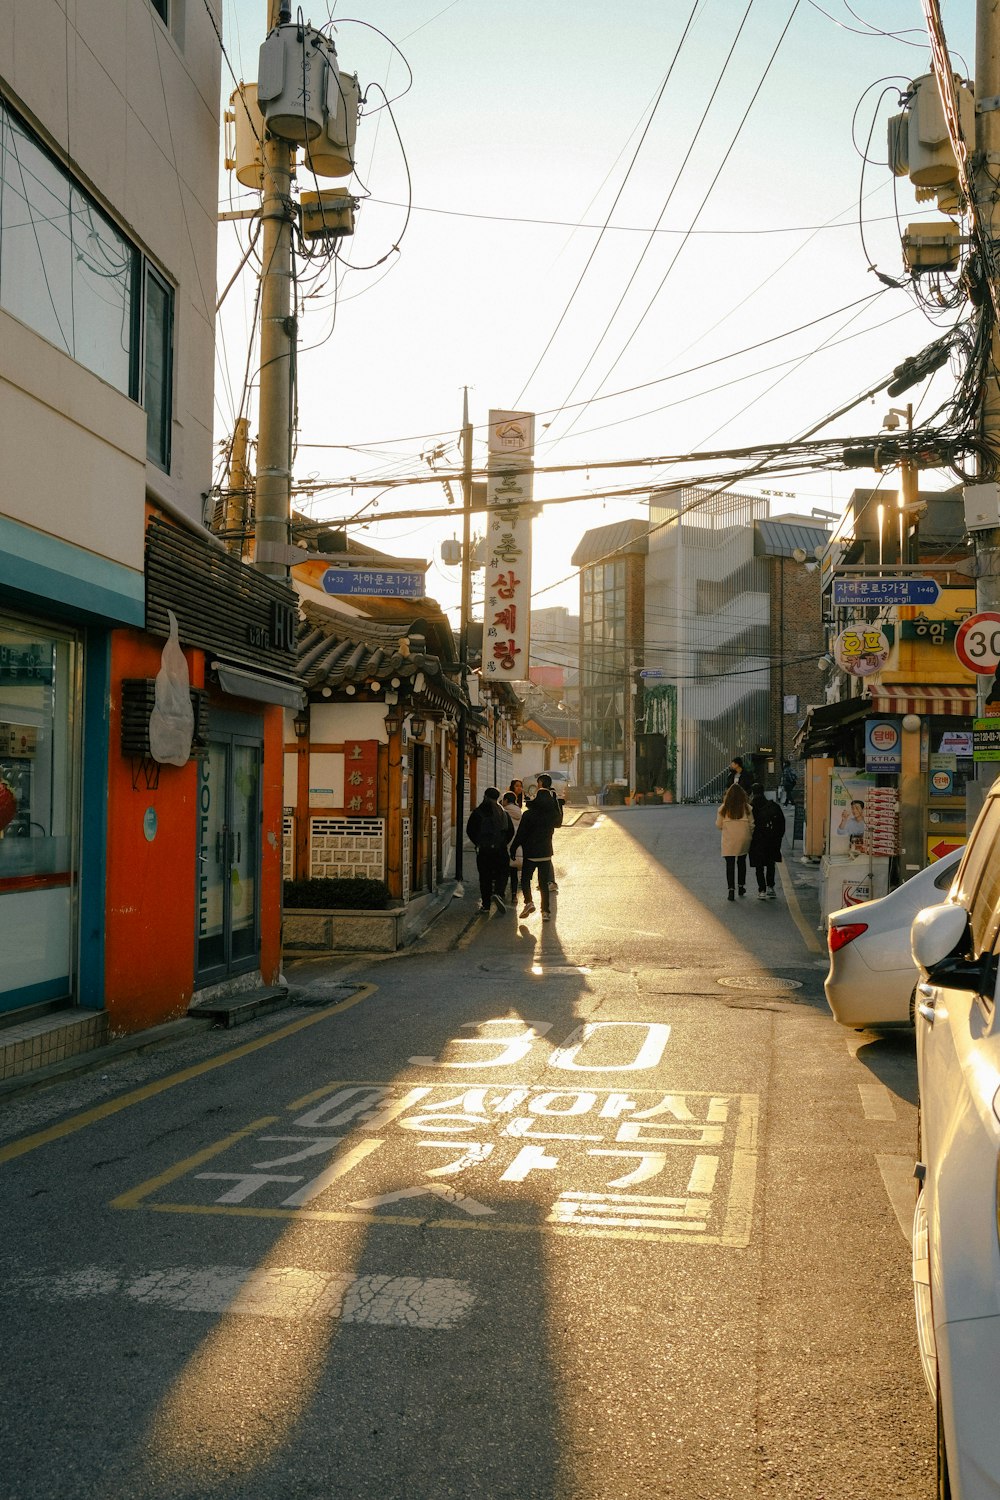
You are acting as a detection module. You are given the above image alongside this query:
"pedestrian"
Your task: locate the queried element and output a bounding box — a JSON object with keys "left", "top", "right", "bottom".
{"left": 508, "top": 777, "right": 527, "bottom": 808}
{"left": 510, "top": 786, "right": 560, "bottom": 921}
{"left": 534, "top": 772, "right": 563, "bottom": 891}
{"left": 727, "top": 756, "right": 752, "bottom": 793}
{"left": 748, "top": 782, "right": 785, "bottom": 900}
{"left": 779, "top": 759, "right": 797, "bottom": 806}
{"left": 466, "top": 785, "right": 515, "bottom": 914}
{"left": 716, "top": 782, "right": 753, "bottom": 901}
{"left": 501, "top": 790, "right": 523, "bottom": 904}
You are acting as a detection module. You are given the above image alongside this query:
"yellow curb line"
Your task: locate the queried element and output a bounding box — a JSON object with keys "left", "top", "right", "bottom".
{"left": 0, "top": 985, "right": 377, "bottom": 1167}
{"left": 778, "top": 862, "right": 822, "bottom": 953}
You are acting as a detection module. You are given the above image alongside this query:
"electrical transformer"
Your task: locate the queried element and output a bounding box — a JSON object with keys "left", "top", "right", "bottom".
{"left": 257, "top": 22, "right": 330, "bottom": 143}
{"left": 226, "top": 84, "right": 265, "bottom": 190}
{"left": 305, "top": 68, "right": 360, "bottom": 178}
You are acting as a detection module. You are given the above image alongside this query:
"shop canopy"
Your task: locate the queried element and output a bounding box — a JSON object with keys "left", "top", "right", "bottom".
{"left": 793, "top": 697, "right": 871, "bottom": 758}
{"left": 867, "top": 684, "right": 976, "bottom": 716}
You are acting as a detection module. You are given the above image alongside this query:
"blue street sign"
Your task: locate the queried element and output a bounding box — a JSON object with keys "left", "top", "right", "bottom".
{"left": 321, "top": 568, "right": 425, "bottom": 599}
{"left": 831, "top": 576, "right": 940, "bottom": 607}
{"left": 639, "top": 669, "right": 669, "bottom": 679}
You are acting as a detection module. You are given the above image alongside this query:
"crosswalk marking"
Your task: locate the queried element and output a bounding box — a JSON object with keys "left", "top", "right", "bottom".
{"left": 5, "top": 1264, "right": 476, "bottom": 1329}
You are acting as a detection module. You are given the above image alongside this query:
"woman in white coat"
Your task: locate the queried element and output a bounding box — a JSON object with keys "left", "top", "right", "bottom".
{"left": 501, "top": 791, "right": 523, "bottom": 905}
{"left": 716, "top": 783, "right": 753, "bottom": 901}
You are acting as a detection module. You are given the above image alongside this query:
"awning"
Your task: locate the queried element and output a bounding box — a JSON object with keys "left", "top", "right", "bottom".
{"left": 793, "top": 696, "right": 870, "bottom": 757}
{"left": 868, "top": 683, "right": 976, "bottom": 717}
{"left": 213, "top": 661, "right": 306, "bottom": 709}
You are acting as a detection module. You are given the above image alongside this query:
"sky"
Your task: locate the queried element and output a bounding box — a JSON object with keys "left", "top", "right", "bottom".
{"left": 213, "top": 0, "right": 977, "bottom": 629}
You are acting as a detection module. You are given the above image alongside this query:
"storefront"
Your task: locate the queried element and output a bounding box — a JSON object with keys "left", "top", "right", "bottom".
{"left": 0, "top": 616, "right": 81, "bottom": 1012}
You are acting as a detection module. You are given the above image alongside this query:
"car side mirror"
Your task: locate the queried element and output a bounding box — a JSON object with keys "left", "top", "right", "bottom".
{"left": 912, "top": 903, "right": 970, "bottom": 973}
{"left": 911, "top": 903, "right": 987, "bottom": 993}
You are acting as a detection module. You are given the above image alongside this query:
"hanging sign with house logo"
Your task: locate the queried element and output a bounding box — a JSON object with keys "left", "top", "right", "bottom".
{"left": 484, "top": 409, "right": 534, "bottom": 681}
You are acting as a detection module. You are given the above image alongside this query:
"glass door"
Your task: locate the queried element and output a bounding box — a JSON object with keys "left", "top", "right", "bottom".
{"left": 196, "top": 728, "right": 261, "bottom": 984}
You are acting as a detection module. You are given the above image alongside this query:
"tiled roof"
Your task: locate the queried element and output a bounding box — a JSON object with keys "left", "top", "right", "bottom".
{"left": 296, "top": 602, "right": 467, "bottom": 708}
{"left": 753, "top": 519, "right": 830, "bottom": 559}
{"left": 571, "top": 519, "right": 649, "bottom": 567}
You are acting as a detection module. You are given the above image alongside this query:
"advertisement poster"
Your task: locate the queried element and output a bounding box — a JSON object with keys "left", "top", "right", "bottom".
{"left": 864, "top": 718, "right": 901, "bottom": 772}
{"left": 928, "top": 752, "right": 956, "bottom": 797}
{"left": 829, "top": 770, "right": 875, "bottom": 856}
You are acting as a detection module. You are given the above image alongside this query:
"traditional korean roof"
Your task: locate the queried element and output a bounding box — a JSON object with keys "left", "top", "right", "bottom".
{"left": 296, "top": 600, "right": 469, "bottom": 711}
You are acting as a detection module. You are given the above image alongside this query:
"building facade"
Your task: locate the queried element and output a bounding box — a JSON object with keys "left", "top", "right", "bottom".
{"left": 0, "top": 3, "right": 298, "bottom": 1063}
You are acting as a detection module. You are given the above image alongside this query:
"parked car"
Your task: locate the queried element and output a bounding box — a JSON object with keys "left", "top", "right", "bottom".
{"left": 824, "top": 848, "right": 963, "bottom": 1029}
{"left": 910, "top": 782, "right": 1000, "bottom": 1498}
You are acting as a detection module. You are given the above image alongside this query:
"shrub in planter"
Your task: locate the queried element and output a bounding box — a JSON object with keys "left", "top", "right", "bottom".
{"left": 284, "top": 877, "right": 392, "bottom": 910}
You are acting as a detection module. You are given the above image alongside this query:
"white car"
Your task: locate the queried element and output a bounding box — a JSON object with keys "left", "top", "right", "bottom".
{"left": 911, "top": 783, "right": 1000, "bottom": 1498}
{"left": 824, "top": 848, "right": 962, "bottom": 1029}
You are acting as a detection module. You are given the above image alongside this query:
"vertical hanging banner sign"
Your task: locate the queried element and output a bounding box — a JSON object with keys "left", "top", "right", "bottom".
{"left": 484, "top": 410, "right": 534, "bottom": 682}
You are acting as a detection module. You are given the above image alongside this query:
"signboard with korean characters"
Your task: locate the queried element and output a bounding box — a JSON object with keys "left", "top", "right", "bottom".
{"left": 484, "top": 409, "right": 534, "bottom": 681}
{"left": 864, "top": 718, "right": 901, "bottom": 772}
{"left": 833, "top": 625, "right": 891, "bottom": 678}
{"left": 342, "top": 740, "right": 378, "bottom": 815}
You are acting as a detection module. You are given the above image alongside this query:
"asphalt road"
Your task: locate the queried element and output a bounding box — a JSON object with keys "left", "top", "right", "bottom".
{"left": 0, "top": 806, "right": 932, "bottom": 1499}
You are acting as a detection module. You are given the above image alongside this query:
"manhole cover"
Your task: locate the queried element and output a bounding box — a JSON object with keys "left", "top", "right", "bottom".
{"left": 717, "top": 975, "right": 802, "bottom": 992}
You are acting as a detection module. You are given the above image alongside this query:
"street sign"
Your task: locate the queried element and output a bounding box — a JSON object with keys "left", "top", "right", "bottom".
{"left": 831, "top": 577, "right": 940, "bottom": 606}
{"left": 955, "top": 612, "right": 1000, "bottom": 674}
{"left": 321, "top": 568, "right": 424, "bottom": 598}
{"left": 639, "top": 669, "right": 669, "bottom": 679}
{"left": 973, "top": 717, "right": 1000, "bottom": 762}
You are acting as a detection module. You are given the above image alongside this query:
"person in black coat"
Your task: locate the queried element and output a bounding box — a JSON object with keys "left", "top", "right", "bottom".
{"left": 748, "top": 782, "right": 785, "bottom": 900}
{"left": 467, "top": 786, "right": 515, "bottom": 915}
{"left": 510, "top": 789, "right": 560, "bottom": 920}
{"left": 727, "top": 756, "right": 752, "bottom": 793}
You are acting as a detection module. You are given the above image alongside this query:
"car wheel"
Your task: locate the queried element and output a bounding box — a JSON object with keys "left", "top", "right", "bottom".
{"left": 936, "top": 1373, "right": 952, "bottom": 1499}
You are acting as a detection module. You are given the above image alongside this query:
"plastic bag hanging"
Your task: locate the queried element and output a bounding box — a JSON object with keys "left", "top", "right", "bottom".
{"left": 149, "top": 610, "right": 194, "bottom": 767}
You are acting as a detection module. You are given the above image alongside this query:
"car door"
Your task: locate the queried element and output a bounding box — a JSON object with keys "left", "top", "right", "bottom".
{"left": 918, "top": 796, "right": 1000, "bottom": 1330}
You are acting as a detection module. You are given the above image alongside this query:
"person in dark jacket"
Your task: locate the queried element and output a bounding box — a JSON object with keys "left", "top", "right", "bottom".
{"left": 467, "top": 786, "right": 515, "bottom": 914}
{"left": 727, "top": 756, "right": 752, "bottom": 793}
{"left": 748, "top": 782, "right": 785, "bottom": 900}
{"left": 510, "top": 790, "right": 559, "bottom": 920}
{"left": 534, "top": 773, "right": 563, "bottom": 891}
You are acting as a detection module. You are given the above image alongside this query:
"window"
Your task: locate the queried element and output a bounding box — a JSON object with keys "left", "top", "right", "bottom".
{"left": 149, "top": 0, "right": 169, "bottom": 20}
{"left": 144, "top": 267, "right": 172, "bottom": 470}
{"left": 0, "top": 97, "right": 172, "bottom": 470}
{"left": 954, "top": 797, "right": 1000, "bottom": 954}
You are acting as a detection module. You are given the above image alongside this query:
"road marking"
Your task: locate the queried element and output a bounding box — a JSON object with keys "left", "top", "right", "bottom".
{"left": 777, "top": 863, "right": 822, "bottom": 953}
{"left": 112, "top": 1082, "right": 760, "bottom": 1247}
{"left": 858, "top": 1082, "right": 897, "bottom": 1121}
{"left": 5, "top": 1263, "right": 475, "bottom": 1329}
{"left": 876, "top": 1154, "right": 916, "bottom": 1243}
{"left": 0, "top": 986, "right": 377, "bottom": 1168}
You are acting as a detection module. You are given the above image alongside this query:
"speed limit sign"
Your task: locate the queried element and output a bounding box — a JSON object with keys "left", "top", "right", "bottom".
{"left": 955, "top": 612, "right": 1000, "bottom": 673}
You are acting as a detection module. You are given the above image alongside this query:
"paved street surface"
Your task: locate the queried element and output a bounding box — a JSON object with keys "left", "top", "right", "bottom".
{"left": 0, "top": 807, "right": 931, "bottom": 1499}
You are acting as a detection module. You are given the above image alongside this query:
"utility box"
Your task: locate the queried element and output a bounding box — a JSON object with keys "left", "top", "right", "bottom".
{"left": 963, "top": 482, "right": 1000, "bottom": 532}
{"left": 889, "top": 73, "right": 974, "bottom": 195}
{"left": 305, "top": 68, "right": 360, "bottom": 178}
{"left": 226, "top": 84, "right": 265, "bottom": 190}
{"left": 902, "top": 220, "right": 961, "bottom": 272}
{"left": 257, "top": 23, "right": 330, "bottom": 143}
{"left": 300, "top": 189, "right": 355, "bottom": 239}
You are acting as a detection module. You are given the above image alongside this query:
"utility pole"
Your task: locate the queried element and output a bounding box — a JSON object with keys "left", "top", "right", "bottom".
{"left": 254, "top": 0, "right": 295, "bottom": 579}
{"left": 454, "top": 388, "right": 473, "bottom": 884}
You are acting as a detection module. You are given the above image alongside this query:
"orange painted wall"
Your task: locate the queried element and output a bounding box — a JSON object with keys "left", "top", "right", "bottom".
{"left": 105, "top": 628, "right": 200, "bottom": 1034}
{"left": 258, "top": 699, "right": 284, "bottom": 985}
{"left": 104, "top": 631, "right": 284, "bottom": 1034}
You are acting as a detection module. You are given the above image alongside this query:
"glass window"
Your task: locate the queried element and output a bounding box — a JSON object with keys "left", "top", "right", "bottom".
{"left": 0, "top": 98, "right": 169, "bottom": 469}
{"left": 150, "top": 0, "right": 169, "bottom": 20}
{"left": 954, "top": 796, "right": 1000, "bottom": 954}
{"left": 0, "top": 616, "right": 80, "bottom": 1011}
{"left": 144, "top": 267, "right": 172, "bottom": 470}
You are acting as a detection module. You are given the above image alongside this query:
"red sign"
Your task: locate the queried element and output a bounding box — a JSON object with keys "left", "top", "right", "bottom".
{"left": 929, "top": 838, "right": 963, "bottom": 863}
{"left": 955, "top": 612, "right": 1000, "bottom": 674}
{"left": 343, "top": 740, "right": 378, "bottom": 815}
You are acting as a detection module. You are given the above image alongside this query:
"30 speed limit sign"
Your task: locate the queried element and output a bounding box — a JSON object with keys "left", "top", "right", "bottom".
{"left": 955, "top": 612, "right": 1000, "bottom": 673}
